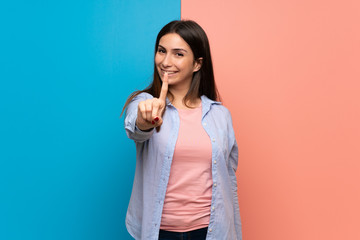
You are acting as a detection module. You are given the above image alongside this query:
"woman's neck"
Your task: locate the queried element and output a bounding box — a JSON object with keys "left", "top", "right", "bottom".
{"left": 168, "top": 91, "right": 201, "bottom": 109}
{"left": 168, "top": 81, "right": 201, "bottom": 109}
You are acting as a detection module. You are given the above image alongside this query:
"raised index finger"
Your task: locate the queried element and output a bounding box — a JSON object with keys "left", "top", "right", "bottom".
{"left": 159, "top": 72, "right": 168, "bottom": 102}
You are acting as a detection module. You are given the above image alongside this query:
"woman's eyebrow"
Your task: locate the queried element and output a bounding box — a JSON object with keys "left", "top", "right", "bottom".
{"left": 158, "top": 44, "right": 188, "bottom": 52}
{"left": 173, "top": 48, "right": 188, "bottom": 52}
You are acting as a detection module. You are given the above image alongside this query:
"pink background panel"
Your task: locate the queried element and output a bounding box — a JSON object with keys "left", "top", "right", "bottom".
{"left": 182, "top": 1, "right": 360, "bottom": 240}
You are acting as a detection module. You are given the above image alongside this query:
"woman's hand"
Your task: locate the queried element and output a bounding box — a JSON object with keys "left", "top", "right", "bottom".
{"left": 136, "top": 73, "right": 169, "bottom": 131}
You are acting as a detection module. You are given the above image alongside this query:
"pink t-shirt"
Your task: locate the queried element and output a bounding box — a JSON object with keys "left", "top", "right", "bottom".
{"left": 160, "top": 105, "right": 213, "bottom": 232}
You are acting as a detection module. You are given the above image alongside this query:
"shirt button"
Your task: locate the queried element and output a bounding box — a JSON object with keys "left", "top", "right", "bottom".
{"left": 214, "top": 183, "right": 217, "bottom": 187}
{"left": 212, "top": 206, "right": 215, "bottom": 211}
{"left": 209, "top": 228, "right": 212, "bottom": 232}
{"left": 214, "top": 160, "right": 217, "bottom": 164}
{"left": 212, "top": 138, "right": 216, "bottom": 142}
{"left": 203, "top": 123, "right": 207, "bottom": 126}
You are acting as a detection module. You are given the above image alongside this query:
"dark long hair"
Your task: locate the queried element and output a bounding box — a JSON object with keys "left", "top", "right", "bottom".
{"left": 121, "top": 20, "right": 220, "bottom": 116}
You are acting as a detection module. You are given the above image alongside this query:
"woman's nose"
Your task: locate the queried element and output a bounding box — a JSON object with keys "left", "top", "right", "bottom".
{"left": 161, "top": 54, "right": 172, "bottom": 67}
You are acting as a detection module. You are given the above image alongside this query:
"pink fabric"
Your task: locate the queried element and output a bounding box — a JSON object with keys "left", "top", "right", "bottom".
{"left": 160, "top": 105, "right": 213, "bottom": 232}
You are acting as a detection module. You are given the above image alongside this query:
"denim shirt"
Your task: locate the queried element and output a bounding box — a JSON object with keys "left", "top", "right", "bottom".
{"left": 124, "top": 92, "right": 242, "bottom": 240}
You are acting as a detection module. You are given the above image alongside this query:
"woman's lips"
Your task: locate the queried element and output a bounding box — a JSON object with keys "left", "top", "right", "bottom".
{"left": 161, "top": 70, "right": 178, "bottom": 76}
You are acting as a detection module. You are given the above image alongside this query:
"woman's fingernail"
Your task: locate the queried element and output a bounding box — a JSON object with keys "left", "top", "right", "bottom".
{"left": 152, "top": 121, "right": 155, "bottom": 125}
{"left": 154, "top": 117, "right": 159, "bottom": 122}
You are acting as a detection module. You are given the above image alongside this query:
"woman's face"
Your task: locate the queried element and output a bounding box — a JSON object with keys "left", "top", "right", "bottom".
{"left": 155, "top": 33, "right": 202, "bottom": 90}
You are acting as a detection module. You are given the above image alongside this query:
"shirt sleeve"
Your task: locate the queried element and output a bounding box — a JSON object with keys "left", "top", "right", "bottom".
{"left": 124, "top": 93, "right": 155, "bottom": 143}
{"left": 226, "top": 109, "right": 243, "bottom": 239}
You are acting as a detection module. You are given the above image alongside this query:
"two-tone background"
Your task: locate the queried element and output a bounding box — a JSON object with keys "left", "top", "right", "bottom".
{"left": 1, "top": 1, "right": 359, "bottom": 239}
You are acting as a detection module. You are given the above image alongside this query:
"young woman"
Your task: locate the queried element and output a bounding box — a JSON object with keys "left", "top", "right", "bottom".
{"left": 122, "top": 20, "right": 242, "bottom": 240}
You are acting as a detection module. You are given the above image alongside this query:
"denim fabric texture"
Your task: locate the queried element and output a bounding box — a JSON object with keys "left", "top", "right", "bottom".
{"left": 124, "top": 93, "right": 242, "bottom": 240}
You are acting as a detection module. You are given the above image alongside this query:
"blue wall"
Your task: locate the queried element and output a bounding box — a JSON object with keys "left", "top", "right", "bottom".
{"left": 0, "top": 1, "right": 180, "bottom": 239}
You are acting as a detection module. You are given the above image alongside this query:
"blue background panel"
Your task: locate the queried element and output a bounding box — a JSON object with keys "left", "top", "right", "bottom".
{"left": 0, "top": 1, "right": 180, "bottom": 239}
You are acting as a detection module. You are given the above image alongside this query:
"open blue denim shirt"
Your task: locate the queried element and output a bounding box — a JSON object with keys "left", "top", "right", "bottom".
{"left": 124, "top": 93, "right": 242, "bottom": 240}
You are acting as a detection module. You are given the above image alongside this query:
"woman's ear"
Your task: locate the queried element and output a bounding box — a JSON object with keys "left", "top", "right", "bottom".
{"left": 193, "top": 57, "right": 203, "bottom": 72}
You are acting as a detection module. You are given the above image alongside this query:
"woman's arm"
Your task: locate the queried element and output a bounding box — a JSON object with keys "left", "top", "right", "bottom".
{"left": 226, "top": 108, "right": 242, "bottom": 238}
{"left": 124, "top": 93, "right": 155, "bottom": 142}
{"left": 228, "top": 139, "right": 242, "bottom": 238}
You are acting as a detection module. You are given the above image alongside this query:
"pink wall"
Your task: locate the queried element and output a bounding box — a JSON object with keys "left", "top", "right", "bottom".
{"left": 182, "top": 1, "right": 360, "bottom": 239}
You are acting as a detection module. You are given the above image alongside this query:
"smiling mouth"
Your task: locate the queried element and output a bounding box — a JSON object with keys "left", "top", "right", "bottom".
{"left": 161, "top": 70, "right": 178, "bottom": 75}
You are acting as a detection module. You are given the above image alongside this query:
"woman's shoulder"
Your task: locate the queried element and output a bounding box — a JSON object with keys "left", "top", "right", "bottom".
{"left": 211, "top": 102, "right": 232, "bottom": 116}
{"left": 131, "top": 92, "right": 154, "bottom": 102}
{"left": 201, "top": 95, "right": 232, "bottom": 118}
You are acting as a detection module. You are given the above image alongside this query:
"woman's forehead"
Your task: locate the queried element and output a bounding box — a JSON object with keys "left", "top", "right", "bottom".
{"left": 158, "top": 33, "right": 191, "bottom": 50}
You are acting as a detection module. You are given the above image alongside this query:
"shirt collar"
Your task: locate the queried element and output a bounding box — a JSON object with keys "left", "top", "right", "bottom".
{"left": 165, "top": 97, "right": 172, "bottom": 106}
{"left": 201, "top": 95, "right": 221, "bottom": 105}
{"left": 201, "top": 95, "right": 221, "bottom": 117}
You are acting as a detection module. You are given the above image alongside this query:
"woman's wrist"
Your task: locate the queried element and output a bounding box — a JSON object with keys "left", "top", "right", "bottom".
{"left": 135, "top": 121, "right": 153, "bottom": 132}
